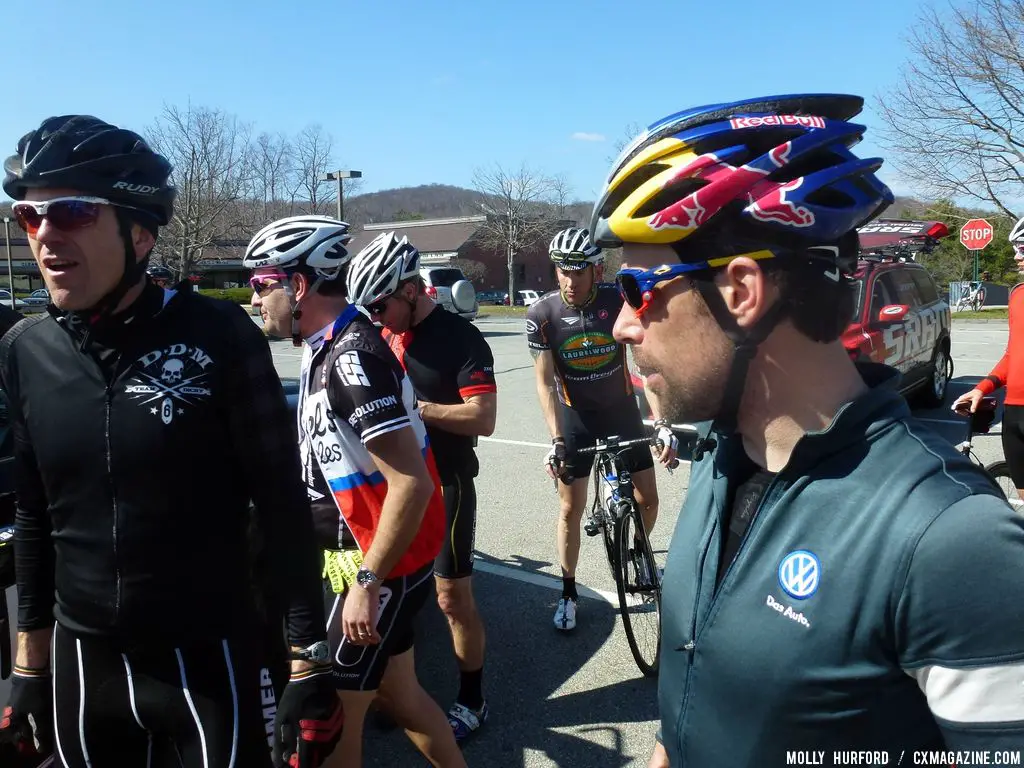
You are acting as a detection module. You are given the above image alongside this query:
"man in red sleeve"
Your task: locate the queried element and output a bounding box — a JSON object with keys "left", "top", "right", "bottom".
{"left": 952, "top": 217, "right": 1024, "bottom": 495}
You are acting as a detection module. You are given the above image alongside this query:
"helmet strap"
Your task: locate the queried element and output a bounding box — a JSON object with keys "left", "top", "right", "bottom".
{"left": 74, "top": 210, "right": 150, "bottom": 352}
{"left": 288, "top": 274, "right": 325, "bottom": 346}
{"left": 689, "top": 278, "right": 788, "bottom": 461}
{"left": 558, "top": 267, "right": 597, "bottom": 309}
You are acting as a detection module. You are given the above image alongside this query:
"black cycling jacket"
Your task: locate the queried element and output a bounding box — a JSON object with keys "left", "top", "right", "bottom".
{"left": 0, "top": 283, "right": 324, "bottom": 649}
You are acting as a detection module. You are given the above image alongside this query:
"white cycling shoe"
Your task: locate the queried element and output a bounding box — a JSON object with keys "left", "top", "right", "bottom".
{"left": 553, "top": 597, "right": 577, "bottom": 631}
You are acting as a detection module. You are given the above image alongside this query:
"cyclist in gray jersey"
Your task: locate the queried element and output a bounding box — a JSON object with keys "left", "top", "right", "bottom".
{"left": 528, "top": 227, "right": 678, "bottom": 632}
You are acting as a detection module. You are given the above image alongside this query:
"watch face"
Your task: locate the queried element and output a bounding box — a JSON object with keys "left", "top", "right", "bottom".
{"left": 310, "top": 641, "right": 329, "bottom": 663}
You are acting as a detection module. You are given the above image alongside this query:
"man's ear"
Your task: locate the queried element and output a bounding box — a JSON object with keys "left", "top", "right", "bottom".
{"left": 132, "top": 225, "right": 156, "bottom": 261}
{"left": 291, "top": 271, "right": 310, "bottom": 302}
{"left": 720, "top": 257, "right": 774, "bottom": 330}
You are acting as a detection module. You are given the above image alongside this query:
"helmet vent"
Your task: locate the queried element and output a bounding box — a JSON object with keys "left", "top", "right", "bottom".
{"left": 598, "top": 163, "right": 666, "bottom": 220}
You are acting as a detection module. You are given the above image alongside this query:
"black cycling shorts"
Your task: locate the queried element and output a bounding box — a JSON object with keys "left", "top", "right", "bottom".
{"left": 1002, "top": 405, "right": 1024, "bottom": 489}
{"left": 434, "top": 472, "right": 478, "bottom": 579}
{"left": 559, "top": 398, "right": 654, "bottom": 482}
{"left": 52, "top": 621, "right": 279, "bottom": 767}
{"left": 324, "top": 561, "right": 433, "bottom": 691}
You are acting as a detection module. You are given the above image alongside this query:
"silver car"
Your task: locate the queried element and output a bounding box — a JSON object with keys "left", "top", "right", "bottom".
{"left": 420, "top": 266, "right": 478, "bottom": 321}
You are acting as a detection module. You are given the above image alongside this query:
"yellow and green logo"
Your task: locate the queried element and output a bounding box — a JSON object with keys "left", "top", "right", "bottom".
{"left": 559, "top": 332, "right": 618, "bottom": 372}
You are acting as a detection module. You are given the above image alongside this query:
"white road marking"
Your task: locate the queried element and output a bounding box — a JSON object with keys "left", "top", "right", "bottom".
{"left": 479, "top": 437, "right": 550, "bottom": 448}
{"left": 473, "top": 559, "right": 620, "bottom": 607}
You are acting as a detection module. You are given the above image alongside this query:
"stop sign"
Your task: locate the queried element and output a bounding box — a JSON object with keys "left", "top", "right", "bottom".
{"left": 960, "top": 218, "right": 994, "bottom": 250}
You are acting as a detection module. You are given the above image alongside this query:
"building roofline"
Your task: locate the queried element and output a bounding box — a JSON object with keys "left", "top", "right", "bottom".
{"left": 363, "top": 214, "right": 486, "bottom": 231}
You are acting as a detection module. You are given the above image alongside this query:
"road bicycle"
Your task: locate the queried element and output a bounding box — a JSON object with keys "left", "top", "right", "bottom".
{"left": 954, "top": 282, "right": 985, "bottom": 312}
{"left": 954, "top": 397, "right": 1022, "bottom": 510}
{"left": 574, "top": 429, "right": 691, "bottom": 677}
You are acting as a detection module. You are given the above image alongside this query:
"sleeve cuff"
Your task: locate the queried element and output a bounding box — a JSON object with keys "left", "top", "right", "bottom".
{"left": 977, "top": 376, "right": 1000, "bottom": 395}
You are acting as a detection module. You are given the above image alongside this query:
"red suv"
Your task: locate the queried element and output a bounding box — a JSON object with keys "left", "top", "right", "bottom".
{"left": 842, "top": 257, "right": 952, "bottom": 407}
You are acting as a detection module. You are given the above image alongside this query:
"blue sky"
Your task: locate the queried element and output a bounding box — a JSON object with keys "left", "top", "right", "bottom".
{"left": 1, "top": 0, "right": 929, "bottom": 204}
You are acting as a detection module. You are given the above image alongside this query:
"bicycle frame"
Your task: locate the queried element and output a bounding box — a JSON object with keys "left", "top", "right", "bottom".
{"left": 580, "top": 435, "right": 654, "bottom": 532}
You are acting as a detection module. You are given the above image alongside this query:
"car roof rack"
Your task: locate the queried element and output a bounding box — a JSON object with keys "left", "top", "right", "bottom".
{"left": 858, "top": 242, "right": 921, "bottom": 264}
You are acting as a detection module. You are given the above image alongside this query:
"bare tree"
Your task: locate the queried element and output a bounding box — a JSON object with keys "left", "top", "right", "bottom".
{"left": 550, "top": 173, "right": 574, "bottom": 222}
{"left": 608, "top": 121, "right": 645, "bottom": 165}
{"left": 146, "top": 103, "right": 253, "bottom": 280}
{"left": 452, "top": 258, "right": 487, "bottom": 283}
{"left": 876, "top": 0, "right": 1024, "bottom": 218}
{"left": 472, "top": 163, "right": 556, "bottom": 301}
{"left": 292, "top": 124, "right": 336, "bottom": 216}
{"left": 248, "top": 131, "right": 293, "bottom": 226}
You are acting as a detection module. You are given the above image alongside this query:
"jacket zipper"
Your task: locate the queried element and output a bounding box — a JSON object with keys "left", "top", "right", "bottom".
{"left": 674, "top": 515, "right": 717, "bottom": 757}
{"left": 675, "top": 474, "right": 785, "bottom": 757}
{"left": 105, "top": 391, "right": 121, "bottom": 622}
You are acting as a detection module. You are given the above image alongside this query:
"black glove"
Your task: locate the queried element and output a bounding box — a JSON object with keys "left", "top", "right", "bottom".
{"left": 273, "top": 667, "right": 343, "bottom": 768}
{"left": 0, "top": 668, "right": 53, "bottom": 760}
{"left": 545, "top": 437, "right": 567, "bottom": 478}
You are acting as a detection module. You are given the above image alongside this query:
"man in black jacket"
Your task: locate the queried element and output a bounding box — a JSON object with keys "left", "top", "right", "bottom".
{"left": 0, "top": 115, "right": 341, "bottom": 768}
{"left": 0, "top": 305, "right": 22, "bottom": 339}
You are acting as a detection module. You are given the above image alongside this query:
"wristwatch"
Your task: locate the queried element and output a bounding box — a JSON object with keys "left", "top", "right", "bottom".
{"left": 291, "top": 640, "right": 330, "bottom": 664}
{"left": 356, "top": 566, "right": 381, "bottom": 589}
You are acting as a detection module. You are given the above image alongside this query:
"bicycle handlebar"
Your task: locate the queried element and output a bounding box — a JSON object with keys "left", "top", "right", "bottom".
{"left": 574, "top": 435, "right": 661, "bottom": 456}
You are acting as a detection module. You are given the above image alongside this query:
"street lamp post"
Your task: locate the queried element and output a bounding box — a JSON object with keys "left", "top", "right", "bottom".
{"left": 2, "top": 218, "right": 13, "bottom": 309}
{"left": 322, "top": 170, "right": 362, "bottom": 221}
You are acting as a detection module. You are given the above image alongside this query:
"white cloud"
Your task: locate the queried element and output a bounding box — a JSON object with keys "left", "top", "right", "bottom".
{"left": 571, "top": 131, "right": 606, "bottom": 142}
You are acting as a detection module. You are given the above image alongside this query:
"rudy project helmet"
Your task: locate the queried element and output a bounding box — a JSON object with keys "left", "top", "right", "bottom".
{"left": 346, "top": 232, "right": 421, "bottom": 307}
{"left": 4, "top": 114, "right": 175, "bottom": 226}
{"left": 243, "top": 215, "right": 352, "bottom": 281}
{"left": 590, "top": 93, "right": 892, "bottom": 274}
{"left": 549, "top": 227, "right": 603, "bottom": 271}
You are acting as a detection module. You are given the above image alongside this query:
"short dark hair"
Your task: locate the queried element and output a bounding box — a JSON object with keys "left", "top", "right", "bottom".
{"left": 765, "top": 258, "right": 855, "bottom": 343}
{"left": 290, "top": 264, "right": 349, "bottom": 296}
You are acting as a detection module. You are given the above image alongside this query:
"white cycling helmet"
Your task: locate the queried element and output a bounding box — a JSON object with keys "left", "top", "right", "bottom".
{"left": 243, "top": 215, "right": 352, "bottom": 280}
{"left": 1010, "top": 216, "right": 1024, "bottom": 257}
{"left": 347, "top": 232, "right": 421, "bottom": 307}
{"left": 548, "top": 227, "right": 602, "bottom": 271}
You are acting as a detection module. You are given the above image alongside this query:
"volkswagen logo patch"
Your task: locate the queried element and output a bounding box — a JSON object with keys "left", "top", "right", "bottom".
{"left": 778, "top": 550, "right": 821, "bottom": 600}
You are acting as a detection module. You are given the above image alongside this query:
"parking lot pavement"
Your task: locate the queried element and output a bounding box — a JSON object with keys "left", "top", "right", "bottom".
{"left": 362, "top": 567, "right": 660, "bottom": 767}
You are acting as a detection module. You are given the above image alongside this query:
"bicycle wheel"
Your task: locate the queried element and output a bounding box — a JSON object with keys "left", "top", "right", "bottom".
{"left": 591, "top": 464, "right": 618, "bottom": 578}
{"left": 614, "top": 505, "right": 661, "bottom": 677}
{"left": 985, "top": 461, "right": 1023, "bottom": 512}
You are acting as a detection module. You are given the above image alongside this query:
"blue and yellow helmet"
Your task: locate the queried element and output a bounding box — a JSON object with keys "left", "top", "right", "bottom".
{"left": 590, "top": 94, "right": 894, "bottom": 269}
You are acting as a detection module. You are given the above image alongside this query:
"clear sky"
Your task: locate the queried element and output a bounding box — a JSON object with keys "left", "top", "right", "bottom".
{"left": 1, "top": 0, "right": 929, "bottom": 203}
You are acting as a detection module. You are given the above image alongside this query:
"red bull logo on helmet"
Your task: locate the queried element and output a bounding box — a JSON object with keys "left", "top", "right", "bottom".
{"left": 729, "top": 115, "right": 826, "bottom": 130}
{"left": 647, "top": 140, "right": 814, "bottom": 232}
{"left": 746, "top": 177, "right": 816, "bottom": 228}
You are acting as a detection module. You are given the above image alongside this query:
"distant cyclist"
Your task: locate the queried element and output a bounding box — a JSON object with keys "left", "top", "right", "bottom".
{"left": 0, "top": 115, "right": 340, "bottom": 768}
{"left": 593, "top": 93, "right": 1024, "bottom": 766}
{"left": 246, "top": 217, "right": 466, "bottom": 768}
{"left": 346, "top": 232, "right": 497, "bottom": 741}
{"left": 953, "top": 216, "right": 1024, "bottom": 497}
{"left": 146, "top": 264, "right": 173, "bottom": 289}
{"left": 527, "top": 227, "right": 677, "bottom": 632}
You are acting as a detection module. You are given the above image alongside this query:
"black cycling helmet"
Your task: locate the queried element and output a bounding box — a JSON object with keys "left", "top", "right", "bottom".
{"left": 146, "top": 265, "right": 173, "bottom": 281}
{"left": 3, "top": 115, "right": 175, "bottom": 226}
{"left": 4, "top": 115, "right": 176, "bottom": 340}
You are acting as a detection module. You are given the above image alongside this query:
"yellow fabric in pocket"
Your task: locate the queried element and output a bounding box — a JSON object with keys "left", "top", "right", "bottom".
{"left": 322, "top": 549, "right": 365, "bottom": 594}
